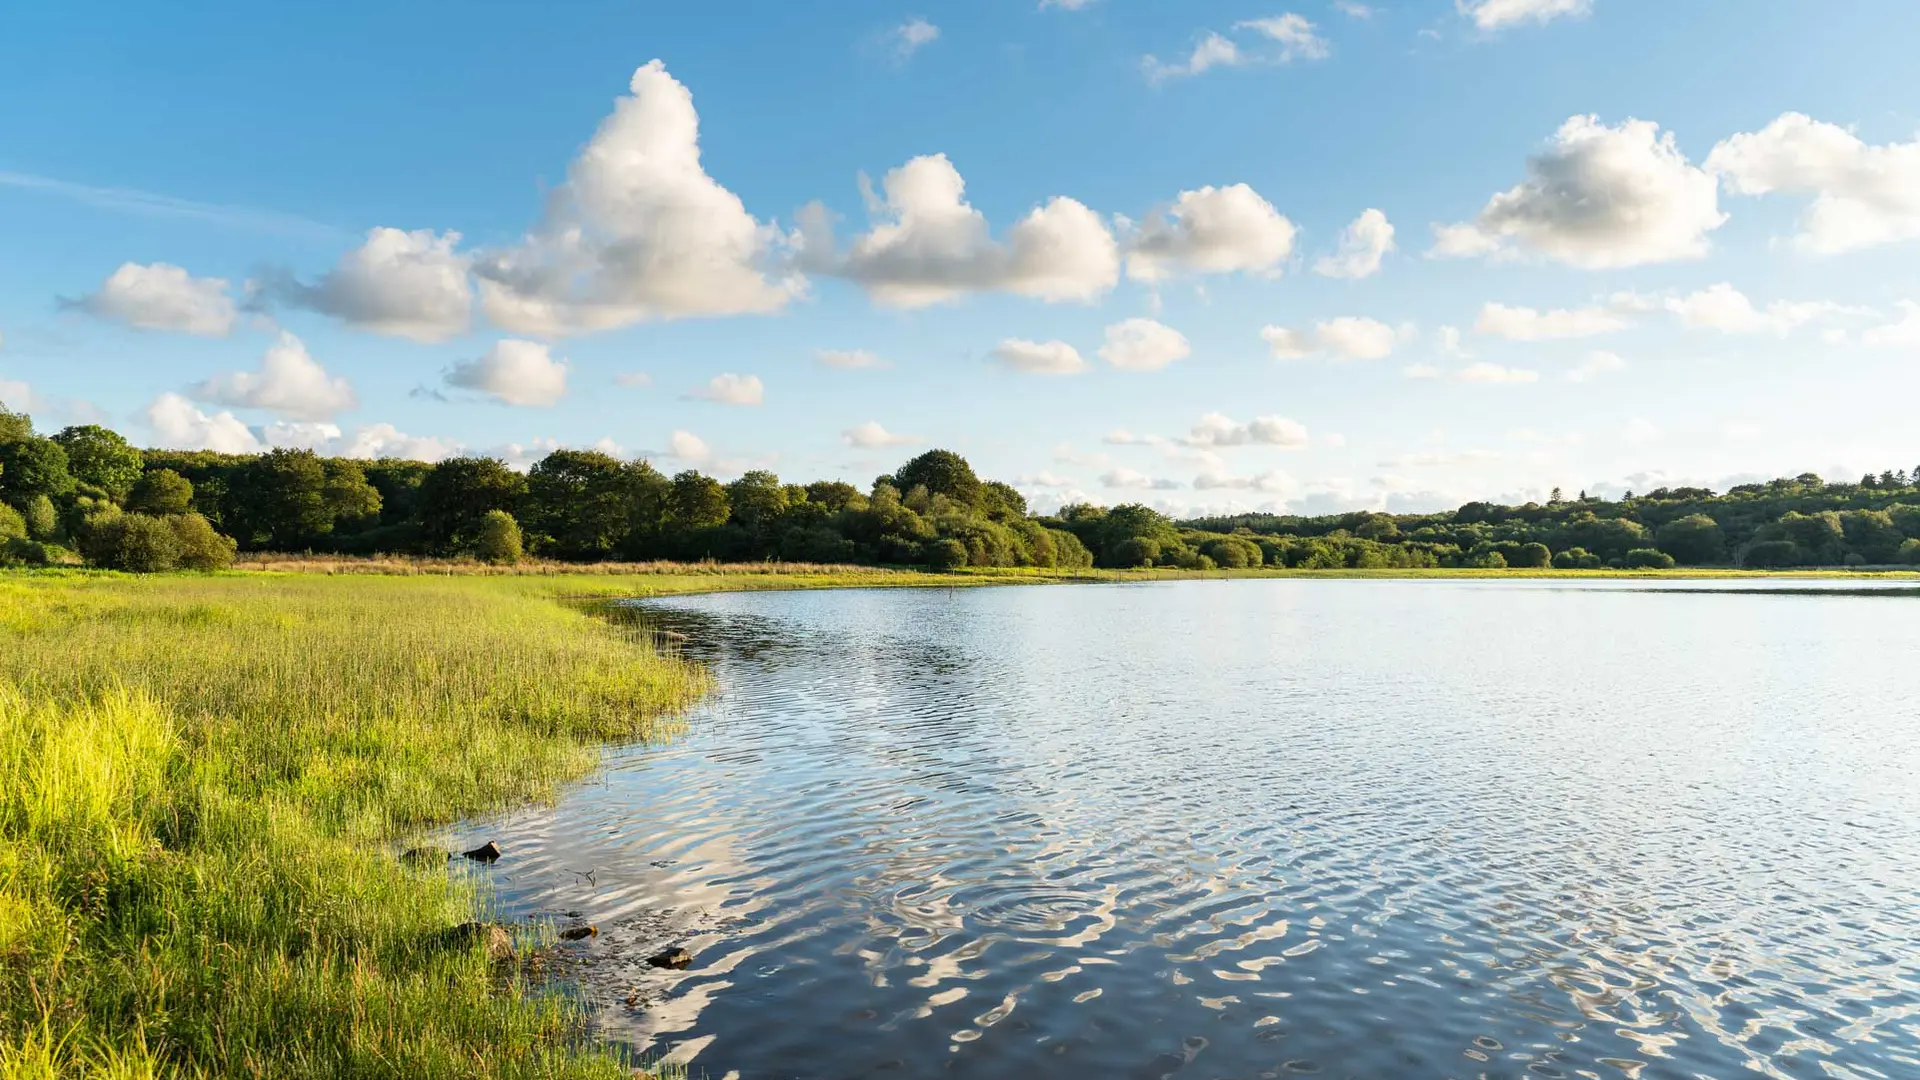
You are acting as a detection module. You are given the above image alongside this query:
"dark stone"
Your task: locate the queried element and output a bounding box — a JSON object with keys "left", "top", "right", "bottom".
{"left": 443, "top": 922, "right": 514, "bottom": 963}
{"left": 647, "top": 946, "right": 693, "bottom": 970}
{"left": 461, "top": 841, "right": 502, "bottom": 864}
{"left": 559, "top": 925, "right": 598, "bottom": 941}
{"left": 400, "top": 846, "right": 447, "bottom": 866}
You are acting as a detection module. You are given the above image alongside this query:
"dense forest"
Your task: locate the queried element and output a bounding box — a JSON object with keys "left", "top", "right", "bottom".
{"left": 3, "top": 400, "right": 1918, "bottom": 572}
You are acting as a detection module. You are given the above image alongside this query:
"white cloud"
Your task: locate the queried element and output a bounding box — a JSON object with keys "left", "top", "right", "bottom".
{"left": 992, "top": 338, "right": 1089, "bottom": 374}
{"left": 1234, "top": 15, "right": 1331, "bottom": 61}
{"left": 1430, "top": 115, "right": 1724, "bottom": 269}
{"left": 1378, "top": 449, "right": 1500, "bottom": 468}
{"left": 189, "top": 332, "right": 357, "bottom": 421}
{"left": 889, "top": 18, "right": 940, "bottom": 60}
{"left": 0, "top": 375, "right": 35, "bottom": 411}
{"left": 1863, "top": 301, "right": 1920, "bottom": 348}
{"left": 1335, "top": 1, "right": 1374, "bottom": 16}
{"left": 1664, "top": 283, "right": 1857, "bottom": 336}
{"left": 474, "top": 61, "right": 794, "bottom": 336}
{"left": 667, "top": 430, "right": 711, "bottom": 462}
{"left": 445, "top": 339, "right": 569, "bottom": 406}
{"left": 145, "top": 392, "right": 261, "bottom": 453}
{"left": 1098, "top": 318, "right": 1190, "bottom": 371}
{"left": 810, "top": 153, "right": 1118, "bottom": 307}
{"left": 1706, "top": 113, "right": 1920, "bottom": 255}
{"left": 1182, "top": 412, "right": 1311, "bottom": 448}
{"left": 1623, "top": 417, "right": 1659, "bottom": 444}
{"left": 1100, "top": 467, "right": 1183, "bottom": 491}
{"left": 1127, "top": 184, "right": 1296, "bottom": 281}
{"left": 1456, "top": 361, "right": 1539, "bottom": 384}
{"left": 1474, "top": 301, "right": 1628, "bottom": 340}
{"left": 331, "top": 423, "right": 460, "bottom": 462}
{"left": 1458, "top": 0, "right": 1592, "bottom": 32}
{"left": 1143, "top": 32, "right": 1243, "bottom": 82}
{"left": 842, "top": 420, "right": 920, "bottom": 448}
{"left": 614, "top": 371, "right": 653, "bottom": 387}
{"left": 1314, "top": 208, "right": 1395, "bottom": 279}
{"left": 1402, "top": 363, "right": 1442, "bottom": 379}
{"left": 687, "top": 372, "right": 765, "bottom": 406}
{"left": 1016, "top": 471, "right": 1076, "bottom": 487}
{"left": 269, "top": 227, "right": 471, "bottom": 342}
{"left": 1566, "top": 350, "right": 1627, "bottom": 382}
{"left": 1262, "top": 316, "right": 1398, "bottom": 360}
{"left": 71, "top": 262, "right": 237, "bottom": 336}
{"left": 1438, "top": 324, "right": 1471, "bottom": 358}
{"left": 1193, "top": 468, "right": 1295, "bottom": 493}
{"left": 817, "top": 348, "right": 887, "bottom": 369}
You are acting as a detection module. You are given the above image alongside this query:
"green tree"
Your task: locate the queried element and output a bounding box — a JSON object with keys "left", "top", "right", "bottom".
{"left": 52, "top": 425, "right": 144, "bottom": 499}
{"left": 418, "top": 457, "right": 527, "bottom": 554}
{"left": 804, "top": 480, "right": 863, "bottom": 512}
{"left": 321, "top": 459, "right": 383, "bottom": 533}
{"left": 1512, "top": 541, "right": 1552, "bottom": 568}
{"left": 1744, "top": 539, "right": 1802, "bottom": 568}
{"left": 893, "top": 450, "right": 983, "bottom": 507}
{"left": 21, "top": 493, "right": 58, "bottom": 540}
{"left": 1899, "top": 538, "right": 1920, "bottom": 565}
{"left": 169, "top": 513, "right": 238, "bottom": 570}
{"left": 724, "top": 470, "right": 791, "bottom": 538}
{"left": 524, "top": 450, "right": 636, "bottom": 559}
{"left": 1775, "top": 510, "right": 1844, "bottom": 564}
{"left": 1624, "top": 548, "right": 1677, "bottom": 569}
{"left": 89, "top": 513, "right": 184, "bottom": 572}
{"left": 1655, "top": 513, "right": 1726, "bottom": 565}
{"left": 667, "top": 471, "right": 730, "bottom": 531}
{"left": 0, "top": 399, "right": 32, "bottom": 444}
{"left": 1202, "top": 536, "right": 1262, "bottom": 569}
{"left": 0, "top": 503, "right": 24, "bottom": 541}
{"left": 473, "top": 510, "right": 524, "bottom": 564}
{"left": 231, "top": 449, "right": 332, "bottom": 549}
{"left": 927, "top": 537, "right": 969, "bottom": 569}
{"left": 0, "top": 437, "right": 74, "bottom": 503}
{"left": 980, "top": 481, "right": 1027, "bottom": 521}
{"left": 128, "top": 469, "right": 197, "bottom": 516}
{"left": 1838, "top": 509, "right": 1903, "bottom": 563}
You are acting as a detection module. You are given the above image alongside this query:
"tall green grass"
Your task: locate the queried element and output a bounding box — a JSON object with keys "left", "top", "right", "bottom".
{"left": 0, "top": 573, "right": 715, "bottom": 1078}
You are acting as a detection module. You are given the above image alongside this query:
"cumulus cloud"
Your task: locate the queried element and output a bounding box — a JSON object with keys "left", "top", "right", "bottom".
{"left": 1566, "top": 350, "right": 1627, "bottom": 382}
{"left": 1706, "top": 113, "right": 1920, "bottom": 254}
{"left": 1100, "top": 467, "right": 1183, "bottom": 491}
{"left": 1127, "top": 184, "right": 1296, "bottom": 282}
{"left": 265, "top": 227, "right": 471, "bottom": 342}
{"left": 328, "top": 423, "right": 460, "bottom": 462}
{"left": 1262, "top": 316, "right": 1398, "bottom": 360}
{"left": 992, "top": 338, "right": 1089, "bottom": 374}
{"left": 889, "top": 18, "right": 939, "bottom": 60}
{"left": 1456, "top": 361, "right": 1539, "bottom": 384}
{"left": 1181, "top": 412, "right": 1311, "bottom": 448}
{"left": 1430, "top": 115, "right": 1725, "bottom": 268}
{"left": 445, "top": 339, "right": 569, "bottom": 406}
{"left": 69, "top": 262, "right": 237, "bottom": 336}
{"left": 687, "top": 372, "right": 765, "bottom": 405}
{"left": 1144, "top": 15, "right": 1328, "bottom": 82}
{"left": 1193, "top": 469, "right": 1295, "bottom": 493}
{"left": 805, "top": 153, "right": 1118, "bottom": 308}
{"left": 817, "top": 348, "right": 887, "bottom": 369}
{"left": 842, "top": 420, "right": 920, "bottom": 448}
{"left": 1474, "top": 301, "right": 1628, "bottom": 340}
{"left": 1315, "top": 208, "right": 1395, "bottom": 279}
{"left": 1016, "top": 471, "right": 1076, "bottom": 487}
{"left": 1863, "top": 302, "right": 1920, "bottom": 348}
{"left": 1458, "top": 0, "right": 1592, "bottom": 31}
{"left": 1623, "top": 417, "right": 1658, "bottom": 444}
{"left": 1334, "top": 1, "right": 1373, "bottom": 15}
{"left": 474, "top": 61, "right": 795, "bottom": 336}
{"left": 667, "top": 430, "right": 711, "bottom": 462}
{"left": 614, "top": 372, "right": 653, "bottom": 387}
{"left": 1098, "top": 318, "right": 1190, "bottom": 371}
{"left": 189, "top": 332, "right": 357, "bottom": 421}
{"left": 146, "top": 392, "right": 261, "bottom": 453}
{"left": 1664, "top": 283, "right": 1859, "bottom": 336}
{"left": 1437, "top": 325, "right": 1471, "bottom": 358}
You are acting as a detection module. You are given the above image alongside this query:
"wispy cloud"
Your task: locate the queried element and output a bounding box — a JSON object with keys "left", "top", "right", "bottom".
{"left": 0, "top": 170, "right": 341, "bottom": 239}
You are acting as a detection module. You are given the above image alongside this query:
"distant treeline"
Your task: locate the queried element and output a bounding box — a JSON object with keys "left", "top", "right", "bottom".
{"left": 4, "top": 400, "right": 1918, "bottom": 572}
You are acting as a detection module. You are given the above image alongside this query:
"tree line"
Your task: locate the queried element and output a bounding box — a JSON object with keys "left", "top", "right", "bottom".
{"left": 4, "top": 399, "right": 1916, "bottom": 572}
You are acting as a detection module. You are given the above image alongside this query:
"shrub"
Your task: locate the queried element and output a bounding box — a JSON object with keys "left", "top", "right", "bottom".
{"left": 22, "top": 493, "right": 58, "bottom": 540}
{"left": 1623, "top": 548, "right": 1677, "bottom": 570}
{"left": 169, "top": 513, "right": 238, "bottom": 571}
{"left": 473, "top": 509, "right": 524, "bottom": 565}
{"left": 1202, "top": 536, "right": 1260, "bottom": 569}
{"left": 0, "top": 502, "right": 24, "bottom": 541}
{"left": 1111, "top": 537, "right": 1160, "bottom": 568}
{"left": 1744, "top": 540, "right": 1801, "bottom": 568}
{"left": 1513, "top": 542, "right": 1552, "bottom": 569}
{"left": 1899, "top": 538, "right": 1920, "bottom": 565}
{"left": 927, "top": 538, "right": 969, "bottom": 570}
{"left": 87, "top": 513, "right": 184, "bottom": 572}
{"left": 1551, "top": 546, "right": 1592, "bottom": 570}
{"left": 128, "top": 468, "right": 196, "bottom": 516}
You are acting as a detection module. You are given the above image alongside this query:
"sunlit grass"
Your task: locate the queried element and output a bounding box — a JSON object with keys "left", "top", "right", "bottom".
{"left": 0, "top": 573, "right": 727, "bottom": 1078}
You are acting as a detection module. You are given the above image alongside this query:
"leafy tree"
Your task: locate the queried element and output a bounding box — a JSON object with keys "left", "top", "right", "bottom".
{"left": 1202, "top": 536, "right": 1261, "bottom": 569}
{"left": 0, "top": 503, "right": 24, "bottom": 541}
{"left": 0, "top": 399, "right": 32, "bottom": 444}
{"left": 473, "top": 510, "right": 524, "bottom": 564}
{"left": 169, "top": 513, "right": 238, "bottom": 570}
{"left": 1774, "top": 511, "right": 1845, "bottom": 564}
{"left": 525, "top": 450, "right": 635, "bottom": 559}
{"left": 1510, "top": 542, "right": 1551, "bottom": 568}
{"left": 725, "top": 470, "right": 790, "bottom": 537}
{"left": 89, "top": 513, "right": 184, "bottom": 572}
{"left": 894, "top": 450, "right": 983, "bottom": 507}
{"left": 1838, "top": 509, "right": 1903, "bottom": 563}
{"left": 804, "top": 480, "right": 863, "bottom": 512}
{"left": 230, "top": 449, "right": 332, "bottom": 549}
{"left": 321, "top": 459, "right": 383, "bottom": 532}
{"left": 1624, "top": 548, "right": 1676, "bottom": 569}
{"left": 22, "top": 494, "right": 57, "bottom": 540}
{"left": 1900, "top": 538, "right": 1920, "bottom": 565}
{"left": 980, "top": 481, "right": 1027, "bottom": 521}
{"left": 667, "top": 471, "right": 730, "bottom": 531}
{"left": 52, "top": 425, "right": 144, "bottom": 499}
{"left": 1656, "top": 514, "right": 1726, "bottom": 565}
{"left": 128, "top": 468, "right": 196, "bottom": 516}
{"left": 1744, "top": 539, "right": 1801, "bottom": 568}
{"left": 1110, "top": 536, "right": 1160, "bottom": 568}
{"left": 0, "top": 437, "right": 74, "bottom": 503}
{"left": 927, "top": 538, "right": 969, "bottom": 569}
{"left": 1889, "top": 504, "right": 1920, "bottom": 539}
{"left": 418, "top": 457, "right": 526, "bottom": 554}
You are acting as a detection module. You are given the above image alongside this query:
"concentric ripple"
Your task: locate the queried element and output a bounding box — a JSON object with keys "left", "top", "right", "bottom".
{"left": 458, "top": 579, "right": 1920, "bottom": 1079}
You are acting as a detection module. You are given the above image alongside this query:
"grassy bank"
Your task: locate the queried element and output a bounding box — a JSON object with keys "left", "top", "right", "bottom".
{"left": 0, "top": 571, "right": 895, "bottom": 1079}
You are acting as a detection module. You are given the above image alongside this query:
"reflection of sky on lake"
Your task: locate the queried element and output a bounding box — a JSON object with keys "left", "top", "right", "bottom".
{"left": 460, "top": 578, "right": 1920, "bottom": 1079}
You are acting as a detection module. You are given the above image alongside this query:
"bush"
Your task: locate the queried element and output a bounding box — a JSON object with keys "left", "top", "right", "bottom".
{"left": 1111, "top": 537, "right": 1160, "bottom": 568}
{"left": 1551, "top": 546, "right": 1592, "bottom": 570}
{"left": 1899, "top": 538, "right": 1920, "bottom": 565}
{"left": 926, "top": 538, "right": 969, "bottom": 570}
{"left": 128, "top": 468, "right": 196, "bottom": 516}
{"left": 1513, "top": 542, "right": 1552, "bottom": 569}
{"left": 1744, "top": 539, "right": 1802, "bottom": 568}
{"left": 0, "top": 502, "right": 24, "bottom": 542}
{"left": 1202, "top": 536, "right": 1261, "bottom": 569}
{"left": 87, "top": 513, "right": 184, "bottom": 572}
{"left": 169, "top": 513, "right": 238, "bottom": 570}
{"left": 472, "top": 509, "right": 523, "bottom": 565}
{"left": 1623, "top": 548, "right": 1677, "bottom": 570}
{"left": 22, "top": 493, "right": 58, "bottom": 540}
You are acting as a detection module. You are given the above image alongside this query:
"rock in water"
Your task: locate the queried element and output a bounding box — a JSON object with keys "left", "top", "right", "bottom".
{"left": 462, "top": 841, "right": 502, "bottom": 864}
{"left": 647, "top": 946, "right": 693, "bottom": 970}
{"left": 559, "top": 925, "right": 598, "bottom": 941}
{"left": 445, "top": 922, "right": 514, "bottom": 963}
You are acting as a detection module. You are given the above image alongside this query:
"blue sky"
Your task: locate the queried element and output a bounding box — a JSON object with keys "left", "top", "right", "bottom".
{"left": 3, "top": 0, "right": 1918, "bottom": 515}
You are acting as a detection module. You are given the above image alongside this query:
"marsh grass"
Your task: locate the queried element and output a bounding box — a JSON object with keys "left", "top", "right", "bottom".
{"left": 0, "top": 573, "right": 724, "bottom": 1078}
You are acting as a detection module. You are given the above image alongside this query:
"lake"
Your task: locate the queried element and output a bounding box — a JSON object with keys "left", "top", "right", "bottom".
{"left": 461, "top": 579, "right": 1920, "bottom": 1079}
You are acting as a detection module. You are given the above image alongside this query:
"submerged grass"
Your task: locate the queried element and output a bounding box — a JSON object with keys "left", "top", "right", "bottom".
{"left": 0, "top": 572, "right": 765, "bottom": 1078}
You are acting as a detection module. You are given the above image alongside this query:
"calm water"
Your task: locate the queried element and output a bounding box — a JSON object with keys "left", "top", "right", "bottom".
{"left": 461, "top": 580, "right": 1920, "bottom": 1079}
